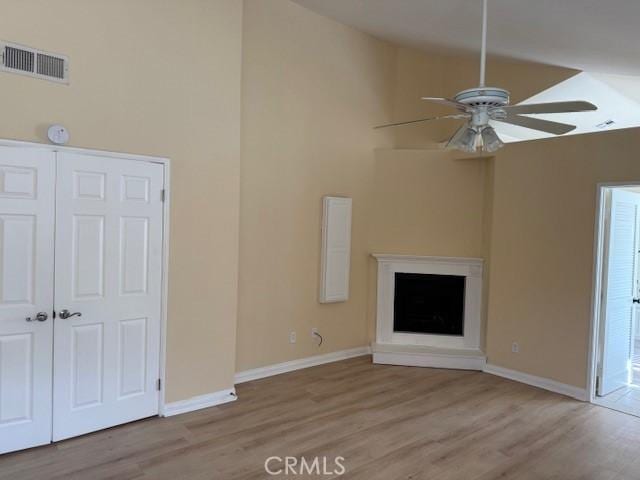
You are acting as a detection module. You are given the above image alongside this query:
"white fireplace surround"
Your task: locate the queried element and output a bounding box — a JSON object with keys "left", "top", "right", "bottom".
{"left": 372, "top": 254, "right": 486, "bottom": 370}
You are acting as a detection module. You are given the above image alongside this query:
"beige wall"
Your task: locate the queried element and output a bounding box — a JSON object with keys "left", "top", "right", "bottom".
{"left": 236, "top": 4, "right": 597, "bottom": 380}
{"left": 237, "top": 0, "right": 394, "bottom": 371}
{"left": 391, "top": 49, "right": 449, "bottom": 146}
{"left": 369, "top": 149, "right": 488, "bottom": 258}
{"left": 0, "top": 0, "right": 243, "bottom": 402}
{"left": 366, "top": 148, "right": 490, "bottom": 341}
{"left": 5, "top": 0, "right": 636, "bottom": 397}
{"left": 487, "top": 129, "right": 640, "bottom": 387}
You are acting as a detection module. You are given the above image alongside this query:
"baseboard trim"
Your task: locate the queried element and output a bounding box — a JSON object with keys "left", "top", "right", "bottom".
{"left": 483, "top": 363, "right": 587, "bottom": 401}
{"left": 373, "top": 350, "right": 486, "bottom": 370}
{"left": 162, "top": 388, "right": 237, "bottom": 417}
{"left": 234, "top": 346, "right": 372, "bottom": 384}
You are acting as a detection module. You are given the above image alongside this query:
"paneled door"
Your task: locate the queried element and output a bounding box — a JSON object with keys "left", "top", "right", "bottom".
{"left": 0, "top": 147, "right": 55, "bottom": 454}
{"left": 52, "top": 152, "right": 164, "bottom": 441}
{"left": 598, "top": 189, "right": 640, "bottom": 396}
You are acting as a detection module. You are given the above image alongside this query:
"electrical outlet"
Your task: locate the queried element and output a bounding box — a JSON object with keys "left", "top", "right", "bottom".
{"left": 311, "top": 327, "right": 318, "bottom": 337}
{"left": 511, "top": 342, "right": 519, "bottom": 353}
{"left": 289, "top": 331, "right": 297, "bottom": 344}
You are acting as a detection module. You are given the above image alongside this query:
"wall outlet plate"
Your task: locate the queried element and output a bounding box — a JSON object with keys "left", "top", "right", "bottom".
{"left": 511, "top": 342, "right": 520, "bottom": 353}
{"left": 289, "top": 331, "right": 296, "bottom": 344}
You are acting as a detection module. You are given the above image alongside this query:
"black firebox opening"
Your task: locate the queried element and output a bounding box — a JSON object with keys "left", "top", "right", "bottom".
{"left": 393, "top": 273, "right": 465, "bottom": 336}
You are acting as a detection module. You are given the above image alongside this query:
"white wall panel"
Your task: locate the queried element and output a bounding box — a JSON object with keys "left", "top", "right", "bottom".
{"left": 319, "top": 196, "right": 352, "bottom": 303}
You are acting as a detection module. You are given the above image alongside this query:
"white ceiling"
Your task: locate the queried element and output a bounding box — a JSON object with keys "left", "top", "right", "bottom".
{"left": 491, "top": 73, "right": 640, "bottom": 143}
{"left": 293, "top": 0, "right": 640, "bottom": 76}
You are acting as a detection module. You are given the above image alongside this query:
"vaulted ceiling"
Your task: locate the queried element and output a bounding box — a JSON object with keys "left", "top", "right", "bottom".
{"left": 294, "top": 0, "right": 640, "bottom": 76}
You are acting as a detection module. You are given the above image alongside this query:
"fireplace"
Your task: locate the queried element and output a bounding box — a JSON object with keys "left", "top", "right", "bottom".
{"left": 393, "top": 273, "right": 465, "bottom": 336}
{"left": 372, "top": 254, "right": 485, "bottom": 370}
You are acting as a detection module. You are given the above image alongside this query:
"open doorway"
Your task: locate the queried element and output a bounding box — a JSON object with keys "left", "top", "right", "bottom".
{"left": 589, "top": 185, "right": 640, "bottom": 417}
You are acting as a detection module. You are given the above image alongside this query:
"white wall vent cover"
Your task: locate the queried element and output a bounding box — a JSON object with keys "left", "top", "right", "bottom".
{"left": 1, "top": 41, "right": 68, "bottom": 84}
{"left": 319, "top": 196, "right": 352, "bottom": 303}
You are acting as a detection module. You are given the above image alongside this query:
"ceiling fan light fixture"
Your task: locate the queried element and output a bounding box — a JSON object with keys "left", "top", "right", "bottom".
{"left": 448, "top": 125, "right": 478, "bottom": 153}
{"left": 480, "top": 125, "right": 504, "bottom": 153}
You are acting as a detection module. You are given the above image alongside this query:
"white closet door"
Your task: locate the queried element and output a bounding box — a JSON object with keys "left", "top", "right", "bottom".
{"left": 0, "top": 147, "right": 55, "bottom": 454}
{"left": 53, "top": 152, "right": 164, "bottom": 441}
{"left": 598, "top": 189, "right": 640, "bottom": 396}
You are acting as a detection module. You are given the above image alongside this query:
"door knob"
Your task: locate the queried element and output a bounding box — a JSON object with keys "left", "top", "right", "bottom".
{"left": 634, "top": 298, "right": 640, "bottom": 304}
{"left": 26, "top": 312, "right": 48, "bottom": 322}
{"left": 59, "top": 309, "right": 82, "bottom": 319}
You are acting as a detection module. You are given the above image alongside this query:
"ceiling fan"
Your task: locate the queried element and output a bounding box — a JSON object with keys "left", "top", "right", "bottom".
{"left": 375, "top": 0, "right": 597, "bottom": 153}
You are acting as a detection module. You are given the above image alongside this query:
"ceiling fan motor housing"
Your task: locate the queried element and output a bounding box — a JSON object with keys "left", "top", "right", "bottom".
{"left": 454, "top": 87, "right": 510, "bottom": 109}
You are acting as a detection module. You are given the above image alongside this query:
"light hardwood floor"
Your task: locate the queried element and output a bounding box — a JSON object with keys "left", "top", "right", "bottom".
{"left": 1, "top": 356, "right": 640, "bottom": 480}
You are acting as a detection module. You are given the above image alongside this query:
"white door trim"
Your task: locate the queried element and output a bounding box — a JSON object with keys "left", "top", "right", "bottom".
{"left": 0, "top": 138, "right": 171, "bottom": 418}
{"left": 588, "top": 182, "right": 640, "bottom": 403}
{"left": 158, "top": 157, "right": 171, "bottom": 417}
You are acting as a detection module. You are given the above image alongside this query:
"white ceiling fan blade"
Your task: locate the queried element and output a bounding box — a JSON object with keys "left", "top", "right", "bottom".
{"left": 502, "top": 101, "right": 597, "bottom": 115}
{"left": 421, "top": 97, "right": 469, "bottom": 112}
{"left": 497, "top": 114, "right": 576, "bottom": 135}
{"left": 374, "top": 114, "right": 469, "bottom": 129}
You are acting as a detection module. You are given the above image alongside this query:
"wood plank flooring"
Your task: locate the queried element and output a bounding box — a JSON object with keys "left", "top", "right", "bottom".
{"left": 1, "top": 356, "right": 640, "bottom": 479}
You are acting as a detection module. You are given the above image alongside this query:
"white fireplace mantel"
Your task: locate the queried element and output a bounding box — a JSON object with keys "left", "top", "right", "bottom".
{"left": 372, "top": 254, "right": 486, "bottom": 370}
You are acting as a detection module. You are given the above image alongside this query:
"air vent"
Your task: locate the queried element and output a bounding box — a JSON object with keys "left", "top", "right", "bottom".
{"left": 596, "top": 119, "right": 615, "bottom": 130}
{"left": 4, "top": 46, "right": 35, "bottom": 73}
{"left": 1, "top": 41, "right": 68, "bottom": 84}
{"left": 37, "top": 53, "right": 65, "bottom": 80}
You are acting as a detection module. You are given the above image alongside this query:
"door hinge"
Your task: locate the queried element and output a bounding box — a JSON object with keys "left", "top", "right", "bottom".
{"left": 160, "top": 189, "right": 165, "bottom": 202}
{"left": 157, "top": 378, "right": 162, "bottom": 391}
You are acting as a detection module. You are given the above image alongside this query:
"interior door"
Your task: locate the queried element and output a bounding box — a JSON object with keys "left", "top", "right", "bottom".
{"left": 0, "top": 147, "right": 55, "bottom": 454}
{"left": 53, "top": 152, "right": 164, "bottom": 441}
{"left": 598, "top": 189, "right": 640, "bottom": 396}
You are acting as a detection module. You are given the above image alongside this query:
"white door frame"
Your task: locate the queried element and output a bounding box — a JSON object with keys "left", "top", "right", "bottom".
{"left": 588, "top": 181, "right": 640, "bottom": 402}
{"left": 0, "top": 138, "right": 171, "bottom": 417}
